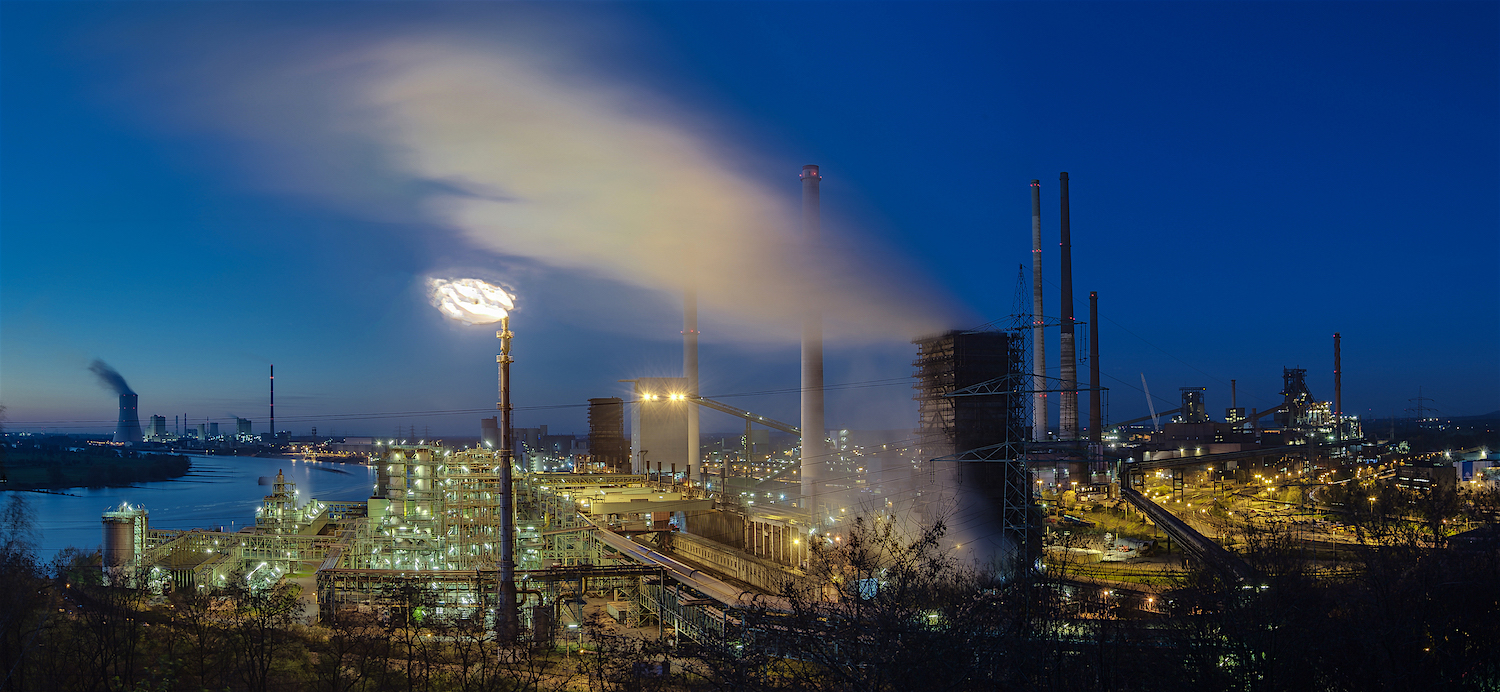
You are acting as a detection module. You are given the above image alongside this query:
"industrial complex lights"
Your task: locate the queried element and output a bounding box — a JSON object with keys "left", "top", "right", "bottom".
{"left": 429, "top": 277, "right": 515, "bottom": 324}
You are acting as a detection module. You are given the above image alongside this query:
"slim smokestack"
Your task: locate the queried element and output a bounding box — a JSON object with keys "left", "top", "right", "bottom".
{"left": 684, "top": 289, "right": 700, "bottom": 486}
{"left": 1058, "top": 172, "right": 1079, "bottom": 440}
{"left": 1334, "top": 332, "right": 1342, "bottom": 443}
{"left": 1231, "top": 379, "right": 1237, "bottom": 409}
{"left": 800, "top": 164, "right": 826, "bottom": 516}
{"left": 1089, "top": 291, "right": 1101, "bottom": 449}
{"left": 1031, "top": 180, "right": 1047, "bottom": 442}
{"left": 269, "top": 364, "right": 275, "bottom": 442}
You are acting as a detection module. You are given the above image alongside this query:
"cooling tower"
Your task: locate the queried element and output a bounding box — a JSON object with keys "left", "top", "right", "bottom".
{"left": 114, "top": 393, "right": 143, "bottom": 444}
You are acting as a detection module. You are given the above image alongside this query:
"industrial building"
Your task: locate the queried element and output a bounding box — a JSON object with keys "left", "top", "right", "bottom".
{"left": 629, "top": 378, "right": 691, "bottom": 478}
{"left": 104, "top": 451, "right": 805, "bottom": 644}
{"left": 98, "top": 166, "right": 1380, "bottom": 645}
{"left": 100, "top": 164, "right": 907, "bottom": 640}
{"left": 146, "top": 415, "right": 168, "bottom": 442}
{"left": 588, "top": 397, "right": 628, "bottom": 472}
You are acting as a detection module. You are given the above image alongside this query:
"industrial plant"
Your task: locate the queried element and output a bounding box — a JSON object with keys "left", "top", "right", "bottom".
{"left": 100, "top": 167, "right": 1423, "bottom": 650}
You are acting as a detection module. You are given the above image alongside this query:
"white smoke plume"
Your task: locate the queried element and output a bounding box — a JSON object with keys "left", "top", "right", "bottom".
{"left": 115, "top": 19, "right": 959, "bottom": 343}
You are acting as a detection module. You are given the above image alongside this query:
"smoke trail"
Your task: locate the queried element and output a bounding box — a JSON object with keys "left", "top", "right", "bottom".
{"left": 113, "top": 18, "right": 961, "bottom": 342}
{"left": 88, "top": 359, "right": 134, "bottom": 396}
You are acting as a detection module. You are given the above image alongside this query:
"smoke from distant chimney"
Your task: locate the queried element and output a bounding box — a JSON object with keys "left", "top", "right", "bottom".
{"left": 89, "top": 360, "right": 135, "bottom": 396}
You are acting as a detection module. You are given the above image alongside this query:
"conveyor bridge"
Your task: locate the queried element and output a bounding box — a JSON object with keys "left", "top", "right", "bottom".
{"left": 1119, "top": 486, "right": 1256, "bottom": 583}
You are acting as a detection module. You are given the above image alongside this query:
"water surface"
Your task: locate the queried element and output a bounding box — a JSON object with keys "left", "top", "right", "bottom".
{"left": 12, "top": 455, "right": 376, "bottom": 560}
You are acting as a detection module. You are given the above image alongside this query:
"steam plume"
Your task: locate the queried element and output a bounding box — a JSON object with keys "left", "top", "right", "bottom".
{"left": 89, "top": 359, "right": 134, "bottom": 396}
{"left": 120, "top": 22, "right": 959, "bottom": 342}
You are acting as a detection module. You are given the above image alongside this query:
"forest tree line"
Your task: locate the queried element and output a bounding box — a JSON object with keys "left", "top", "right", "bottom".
{"left": 2, "top": 437, "right": 191, "bottom": 489}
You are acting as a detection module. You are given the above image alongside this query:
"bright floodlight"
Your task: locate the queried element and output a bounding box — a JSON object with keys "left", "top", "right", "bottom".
{"left": 429, "top": 278, "right": 514, "bottom": 324}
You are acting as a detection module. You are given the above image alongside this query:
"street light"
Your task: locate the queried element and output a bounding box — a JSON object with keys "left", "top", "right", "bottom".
{"left": 429, "top": 277, "right": 520, "bottom": 643}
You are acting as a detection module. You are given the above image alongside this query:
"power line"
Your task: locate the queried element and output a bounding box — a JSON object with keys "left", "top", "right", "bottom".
{"left": 5, "top": 376, "right": 920, "bottom": 430}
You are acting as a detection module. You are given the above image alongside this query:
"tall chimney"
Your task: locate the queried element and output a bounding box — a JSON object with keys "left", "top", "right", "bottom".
{"left": 1031, "top": 180, "right": 1047, "bottom": 441}
{"left": 1231, "top": 379, "right": 1237, "bottom": 409}
{"left": 114, "top": 393, "right": 143, "bottom": 444}
{"left": 1058, "top": 172, "right": 1079, "bottom": 440}
{"left": 684, "top": 289, "right": 700, "bottom": 486}
{"left": 1089, "top": 291, "right": 1101, "bottom": 449}
{"left": 269, "top": 364, "right": 275, "bottom": 442}
{"left": 800, "top": 164, "right": 825, "bottom": 516}
{"left": 1334, "top": 332, "right": 1342, "bottom": 443}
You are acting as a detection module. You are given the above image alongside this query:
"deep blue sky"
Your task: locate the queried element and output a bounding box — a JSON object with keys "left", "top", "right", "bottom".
{"left": 2, "top": 2, "right": 1496, "bottom": 438}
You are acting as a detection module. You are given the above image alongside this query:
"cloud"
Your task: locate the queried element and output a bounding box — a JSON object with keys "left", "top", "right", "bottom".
{"left": 115, "top": 17, "right": 958, "bottom": 343}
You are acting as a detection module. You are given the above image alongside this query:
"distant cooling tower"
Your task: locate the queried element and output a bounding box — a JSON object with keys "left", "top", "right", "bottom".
{"left": 114, "top": 394, "right": 143, "bottom": 444}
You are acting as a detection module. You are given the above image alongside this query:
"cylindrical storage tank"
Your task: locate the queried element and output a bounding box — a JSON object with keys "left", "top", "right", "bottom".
{"left": 103, "top": 516, "right": 135, "bottom": 572}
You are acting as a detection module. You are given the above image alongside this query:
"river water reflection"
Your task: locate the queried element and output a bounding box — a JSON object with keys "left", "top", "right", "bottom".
{"left": 16, "top": 455, "right": 376, "bottom": 559}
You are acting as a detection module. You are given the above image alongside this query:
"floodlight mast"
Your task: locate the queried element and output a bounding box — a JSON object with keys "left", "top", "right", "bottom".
{"left": 495, "top": 316, "right": 518, "bottom": 643}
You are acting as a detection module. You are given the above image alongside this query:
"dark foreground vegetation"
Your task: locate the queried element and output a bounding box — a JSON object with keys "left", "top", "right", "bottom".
{"left": 1, "top": 437, "right": 191, "bottom": 489}
{"left": 1, "top": 492, "right": 1499, "bottom": 692}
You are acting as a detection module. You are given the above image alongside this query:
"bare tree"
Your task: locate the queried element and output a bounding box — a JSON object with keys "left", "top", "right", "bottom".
{"left": 577, "top": 610, "right": 677, "bottom": 692}
{"left": 65, "top": 563, "right": 148, "bottom": 692}
{"left": 163, "top": 585, "right": 235, "bottom": 691}
{"left": 226, "top": 577, "right": 305, "bottom": 692}
{"left": 306, "top": 609, "right": 389, "bottom": 692}
{"left": 0, "top": 496, "right": 48, "bottom": 692}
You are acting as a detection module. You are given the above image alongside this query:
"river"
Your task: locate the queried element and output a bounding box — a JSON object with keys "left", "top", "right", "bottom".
{"left": 12, "top": 455, "right": 377, "bottom": 560}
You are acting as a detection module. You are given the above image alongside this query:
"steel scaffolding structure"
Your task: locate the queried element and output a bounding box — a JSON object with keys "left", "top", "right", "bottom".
{"left": 442, "top": 449, "right": 505, "bottom": 570}
{"left": 914, "top": 330, "right": 1027, "bottom": 459}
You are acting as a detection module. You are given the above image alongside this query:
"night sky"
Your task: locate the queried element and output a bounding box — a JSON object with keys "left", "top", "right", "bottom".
{"left": 2, "top": 2, "right": 1495, "bottom": 438}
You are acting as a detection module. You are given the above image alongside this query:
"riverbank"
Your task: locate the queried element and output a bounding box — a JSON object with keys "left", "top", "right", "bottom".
{"left": 1, "top": 445, "right": 192, "bottom": 490}
{"left": 14, "top": 455, "right": 375, "bottom": 559}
